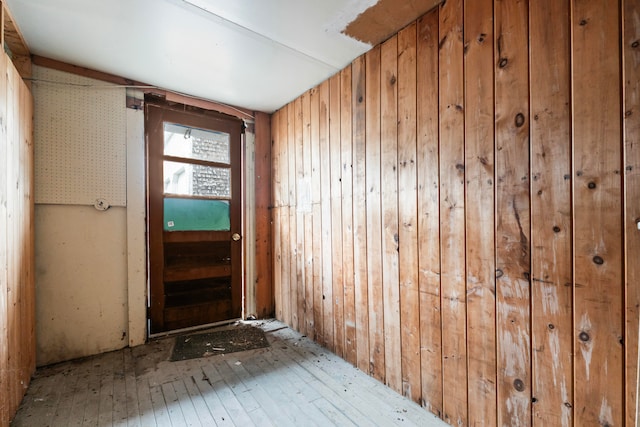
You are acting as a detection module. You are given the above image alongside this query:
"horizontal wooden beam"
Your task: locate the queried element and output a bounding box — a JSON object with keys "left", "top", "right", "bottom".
{"left": 32, "top": 55, "right": 256, "bottom": 119}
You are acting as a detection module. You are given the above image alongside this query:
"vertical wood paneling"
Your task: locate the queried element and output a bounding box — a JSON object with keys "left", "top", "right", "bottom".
{"left": 319, "top": 80, "right": 334, "bottom": 351}
{"left": 301, "top": 92, "right": 314, "bottom": 337}
{"left": 271, "top": 2, "right": 638, "bottom": 426}
{"left": 351, "top": 58, "right": 370, "bottom": 374}
{"left": 272, "top": 110, "right": 283, "bottom": 321}
{"left": 254, "top": 111, "right": 273, "bottom": 319}
{"left": 7, "top": 63, "right": 20, "bottom": 418}
{"left": 624, "top": 0, "right": 640, "bottom": 424}
{"left": 572, "top": 0, "right": 623, "bottom": 425}
{"left": 310, "top": 87, "right": 323, "bottom": 344}
{"left": 287, "top": 104, "right": 298, "bottom": 330}
{"left": 463, "top": 0, "right": 497, "bottom": 424}
{"left": 380, "top": 35, "right": 402, "bottom": 394}
{"left": 279, "top": 107, "right": 291, "bottom": 326}
{"left": 365, "top": 45, "right": 385, "bottom": 382}
{"left": 438, "top": 0, "right": 467, "bottom": 424}
{"left": 342, "top": 65, "right": 357, "bottom": 366}
{"left": 494, "top": 0, "right": 531, "bottom": 424}
{"left": 397, "top": 23, "right": 421, "bottom": 403}
{"left": 0, "top": 51, "right": 35, "bottom": 424}
{"left": 21, "top": 70, "right": 35, "bottom": 398}
{"left": 416, "top": 11, "right": 443, "bottom": 417}
{"left": 0, "top": 51, "right": 9, "bottom": 425}
{"left": 294, "top": 97, "right": 305, "bottom": 332}
{"left": 329, "top": 73, "right": 344, "bottom": 357}
{"left": 529, "top": 1, "right": 573, "bottom": 426}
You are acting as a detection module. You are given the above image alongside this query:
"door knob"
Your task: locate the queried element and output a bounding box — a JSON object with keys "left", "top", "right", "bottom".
{"left": 232, "top": 233, "right": 241, "bottom": 241}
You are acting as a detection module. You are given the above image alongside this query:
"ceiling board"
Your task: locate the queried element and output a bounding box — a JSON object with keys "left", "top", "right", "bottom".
{"left": 5, "top": 0, "right": 436, "bottom": 112}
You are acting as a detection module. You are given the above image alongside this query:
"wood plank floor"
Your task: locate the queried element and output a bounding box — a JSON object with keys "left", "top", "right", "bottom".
{"left": 11, "top": 320, "right": 447, "bottom": 427}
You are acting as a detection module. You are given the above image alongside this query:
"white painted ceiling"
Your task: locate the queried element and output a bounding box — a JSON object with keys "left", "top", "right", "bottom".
{"left": 5, "top": 0, "right": 378, "bottom": 113}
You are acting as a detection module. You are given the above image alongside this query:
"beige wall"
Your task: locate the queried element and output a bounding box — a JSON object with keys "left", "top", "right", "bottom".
{"left": 33, "top": 66, "right": 147, "bottom": 366}
{"left": 34, "top": 205, "right": 128, "bottom": 365}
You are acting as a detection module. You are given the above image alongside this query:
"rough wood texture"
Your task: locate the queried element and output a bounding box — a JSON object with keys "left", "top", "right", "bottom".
{"left": 365, "top": 45, "right": 385, "bottom": 383}
{"left": 494, "top": 0, "right": 531, "bottom": 424}
{"left": 254, "top": 111, "right": 273, "bottom": 318}
{"left": 573, "top": 0, "right": 623, "bottom": 425}
{"left": 0, "top": 50, "right": 35, "bottom": 426}
{"left": 397, "top": 23, "right": 421, "bottom": 404}
{"left": 416, "top": 11, "right": 442, "bottom": 418}
{"left": 380, "top": 35, "right": 402, "bottom": 394}
{"left": 328, "top": 73, "right": 344, "bottom": 358}
{"left": 463, "top": 0, "right": 496, "bottom": 424}
{"left": 438, "top": 1, "right": 468, "bottom": 425}
{"left": 342, "top": 64, "right": 358, "bottom": 367}
{"left": 624, "top": 0, "right": 640, "bottom": 424}
{"left": 529, "top": 1, "right": 573, "bottom": 425}
{"left": 350, "top": 59, "right": 370, "bottom": 374}
{"left": 271, "top": 1, "right": 638, "bottom": 425}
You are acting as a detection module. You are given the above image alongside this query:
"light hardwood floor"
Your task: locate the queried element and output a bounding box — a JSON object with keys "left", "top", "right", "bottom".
{"left": 11, "top": 320, "right": 448, "bottom": 426}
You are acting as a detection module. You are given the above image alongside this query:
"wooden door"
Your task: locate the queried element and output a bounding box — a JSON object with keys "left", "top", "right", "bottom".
{"left": 146, "top": 101, "right": 243, "bottom": 334}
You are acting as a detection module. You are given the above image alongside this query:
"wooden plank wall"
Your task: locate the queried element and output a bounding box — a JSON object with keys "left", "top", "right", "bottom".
{"left": 0, "top": 50, "right": 35, "bottom": 425}
{"left": 272, "top": 0, "right": 639, "bottom": 425}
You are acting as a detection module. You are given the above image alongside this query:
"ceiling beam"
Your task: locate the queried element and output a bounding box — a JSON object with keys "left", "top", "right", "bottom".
{"left": 31, "top": 55, "right": 256, "bottom": 119}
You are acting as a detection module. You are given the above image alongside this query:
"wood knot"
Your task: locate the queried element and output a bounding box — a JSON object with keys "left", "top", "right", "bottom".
{"left": 358, "top": 96, "right": 363, "bottom": 103}
{"left": 579, "top": 19, "right": 588, "bottom": 26}
{"left": 513, "top": 379, "right": 525, "bottom": 392}
{"left": 588, "top": 181, "right": 596, "bottom": 189}
{"left": 390, "top": 75, "right": 397, "bottom": 85}
{"left": 579, "top": 331, "right": 590, "bottom": 342}
{"left": 515, "top": 113, "right": 525, "bottom": 127}
{"left": 593, "top": 255, "right": 604, "bottom": 265}
{"left": 495, "top": 269, "right": 504, "bottom": 279}
{"left": 478, "top": 33, "right": 486, "bottom": 43}
{"left": 553, "top": 226, "right": 561, "bottom": 233}
{"left": 499, "top": 58, "right": 508, "bottom": 68}
{"left": 632, "top": 40, "right": 639, "bottom": 49}
{"left": 531, "top": 397, "right": 538, "bottom": 403}
{"left": 548, "top": 324, "right": 555, "bottom": 330}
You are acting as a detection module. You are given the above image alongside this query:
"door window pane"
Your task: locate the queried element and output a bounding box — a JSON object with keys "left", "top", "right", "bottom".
{"left": 164, "top": 161, "right": 231, "bottom": 198}
{"left": 164, "top": 198, "right": 230, "bottom": 231}
{"left": 164, "top": 123, "right": 230, "bottom": 164}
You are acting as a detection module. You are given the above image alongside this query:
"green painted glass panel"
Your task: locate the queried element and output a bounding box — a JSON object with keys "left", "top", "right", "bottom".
{"left": 164, "top": 198, "right": 230, "bottom": 231}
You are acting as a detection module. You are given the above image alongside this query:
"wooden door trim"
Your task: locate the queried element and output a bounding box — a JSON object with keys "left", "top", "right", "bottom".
{"left": 145, "top": 99, "right": 243, "bottom": 333}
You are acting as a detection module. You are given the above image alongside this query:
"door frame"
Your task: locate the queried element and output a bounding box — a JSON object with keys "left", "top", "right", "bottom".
{"left": 144, "top": 98, "right": 245, "bottom": 334}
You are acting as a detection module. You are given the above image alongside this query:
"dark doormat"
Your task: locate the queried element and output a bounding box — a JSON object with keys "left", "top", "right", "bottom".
{"left": 170, "top": 326, "right": 269, "bottom": 361}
